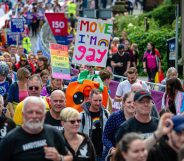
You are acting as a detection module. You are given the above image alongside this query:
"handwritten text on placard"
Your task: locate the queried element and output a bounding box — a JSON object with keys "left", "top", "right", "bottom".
{"left": 72, "top": 17, "right": 113, "bottom": 67}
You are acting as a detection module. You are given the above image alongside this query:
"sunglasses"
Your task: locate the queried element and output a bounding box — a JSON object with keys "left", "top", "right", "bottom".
{"left": 28, "top": 86, "right": 39, "bottom": 91}
{"left": 67, "top": 119, "right": 81, "bottom": 124}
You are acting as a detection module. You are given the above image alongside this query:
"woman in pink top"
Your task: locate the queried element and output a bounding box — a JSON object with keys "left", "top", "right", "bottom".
{"left": 7, "top": 67, "right": 30, "bottom": 117}
{"left": 143, "top": 42, "right": 161, "bottom": 82}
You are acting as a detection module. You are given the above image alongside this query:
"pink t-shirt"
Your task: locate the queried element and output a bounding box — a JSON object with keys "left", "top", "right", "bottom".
{"left": 146, "top": 54, "right": 157, "bottom": 69}
{"left": 19, "top": 90, "right": 28, "bottom": 102}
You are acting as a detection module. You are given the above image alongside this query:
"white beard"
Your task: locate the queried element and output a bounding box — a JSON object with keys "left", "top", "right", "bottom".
{"left": 24, "top": 119, "right": 44, "bottom": 132}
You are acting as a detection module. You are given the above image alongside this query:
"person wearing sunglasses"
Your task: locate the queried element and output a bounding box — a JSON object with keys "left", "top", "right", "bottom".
{"left": 15, "top": 54, "right": 35, "bottom": 74}
{"left": 61, "top": 107, "right": 96, "bottom": 161}
{"left": 44, "top": 90, "right": 66, "bottom": 131}
{"left": 13, "top": 74, "right": 50, "bottom": 125}
{"left": 115, "top": 90, "right": 158, "bottom": 144}
{"left": 0, "top": 96, "right": 73, "bottom": 161}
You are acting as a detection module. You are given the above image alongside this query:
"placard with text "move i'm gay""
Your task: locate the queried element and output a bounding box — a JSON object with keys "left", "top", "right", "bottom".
{"left": 72, "top": 17, "right": 113, "bottom": 67}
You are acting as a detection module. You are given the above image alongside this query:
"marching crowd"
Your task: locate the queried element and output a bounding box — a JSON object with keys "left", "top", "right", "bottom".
{"left": 0, "top": 1, "right": 184, "bottom": 161}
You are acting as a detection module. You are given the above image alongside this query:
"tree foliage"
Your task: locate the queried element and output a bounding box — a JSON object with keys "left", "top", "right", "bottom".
{"left": 113, "top": 4, "right": 176, "bottom": 74}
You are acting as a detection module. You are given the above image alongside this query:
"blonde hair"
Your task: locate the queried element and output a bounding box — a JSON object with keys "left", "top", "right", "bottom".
{"left": 60, "top": 107, "right": 80, "bottom": 121}
{"left": 113, "top": 37, "right": 119, "bottom": 42}
{"left": 166, "top": 67, "right": 178, "bottom": 78}
{"left": 3, "top": 52, "right": 11, "bottom": 58}
{"left": 0, "top": 56, "right": 5, "bottom": 61}
{"left": 131, "top": 43, "right": 138, "bottom": 50}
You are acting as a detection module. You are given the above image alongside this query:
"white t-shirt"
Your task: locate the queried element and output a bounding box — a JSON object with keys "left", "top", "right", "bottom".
{"left": 115, "top": 79, "right": 149, "bottom": 97}
{"left": 15, "top": 54, "right": 20, "bottom": 63}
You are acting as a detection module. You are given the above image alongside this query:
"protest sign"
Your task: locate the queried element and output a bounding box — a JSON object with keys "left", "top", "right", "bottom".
{"left": 7, "top": 31, "right": 22, "bottom": 45}
{"left": 72, "top": 17, "right": 113, "bottom": 67}
{"left": 45, "top": 13, "right": 68, "bottom": 36}
{"left": 50, "top": 43, "right": 71, "bottom": 80}
{"left": 11, "top": 18, "right": 24, "bottom": 32}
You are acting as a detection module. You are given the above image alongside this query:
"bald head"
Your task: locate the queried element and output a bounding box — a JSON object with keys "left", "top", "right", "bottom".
{"left": 131, "top": 83, "right": 143, "bottom": 93}
{"left": 50, "top": 90, "right": 65, "bottom": 99}
{"left": 50, "top": 90, "right": 66, "bottom": 114}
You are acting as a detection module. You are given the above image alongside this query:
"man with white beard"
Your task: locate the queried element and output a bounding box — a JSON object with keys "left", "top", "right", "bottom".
{"left": 0, "top": 96, "right": 73, "bottom": 161}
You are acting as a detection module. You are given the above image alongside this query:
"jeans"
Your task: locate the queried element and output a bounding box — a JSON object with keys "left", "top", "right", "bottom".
{"left": 147, "top": 68, "right": 157, "bottom": 82}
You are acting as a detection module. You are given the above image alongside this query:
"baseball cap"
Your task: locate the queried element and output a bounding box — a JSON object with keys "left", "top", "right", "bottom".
{"left": 118, "top": 44, "right": 124, "bottom": 51}
{"left": 172, "top": 115, "right": 184, "bottom": 133}
{"left": 134, "top": 89, "right": 152, "bottom": 101}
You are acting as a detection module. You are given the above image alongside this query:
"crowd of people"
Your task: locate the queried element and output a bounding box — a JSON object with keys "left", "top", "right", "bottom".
{"left": 0, "top": 1, "right": 184, "bottom": 161}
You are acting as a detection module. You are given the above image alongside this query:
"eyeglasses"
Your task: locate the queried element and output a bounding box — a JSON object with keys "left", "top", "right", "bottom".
{"left": 138, "top": 100, "right": 152, "bottom": 104}
{"left": 28, "top": 86, "right": 39, "bottom": 91}
{"left": 67, "top": 119, "right": 81, "bottom": 124}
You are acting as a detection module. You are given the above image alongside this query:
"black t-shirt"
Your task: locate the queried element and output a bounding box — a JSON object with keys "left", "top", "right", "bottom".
{"left": 44, "top": 111, "right": 63, "bottom": 131}
{"left": 111, "top": 52, "right": 130, "bottom": 76}
{"left": 89, "top": 111, "right": 103, "bottom": 156}
{"left": 0, "top": 115, "right": 16, "bottom": 142}
{"left": 0, "top": 125, "right": 68, "bottom": 161}
{"left": 115, "top": 116, "right": 158, "bottom": 144}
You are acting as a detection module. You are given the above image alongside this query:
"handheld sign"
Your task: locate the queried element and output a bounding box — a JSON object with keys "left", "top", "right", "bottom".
{"left": 11, "top": 18, "right": 24, "bottom": 32}
{"left": 50, "top": 43, "right": 71, "bottom": 80}
{"left": 7, "top": 31, "right": 22, "bottom": 45}
{"left": 45, "top": 13, "right": 68, "bottom": 36}
{"left": 72, "top": 17, "right": 113, "bottom": 67}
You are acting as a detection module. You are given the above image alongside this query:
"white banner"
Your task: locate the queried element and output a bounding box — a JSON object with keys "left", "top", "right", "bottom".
{"left": 72, "top": 17, "right": 113, "bottom": 67}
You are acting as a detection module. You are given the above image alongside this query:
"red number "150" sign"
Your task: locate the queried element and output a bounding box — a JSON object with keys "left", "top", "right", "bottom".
{"left": 75, "top": 46, "right": 107, "bottom": 63}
